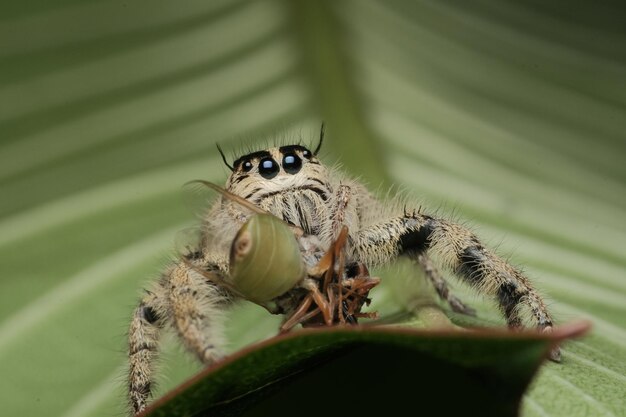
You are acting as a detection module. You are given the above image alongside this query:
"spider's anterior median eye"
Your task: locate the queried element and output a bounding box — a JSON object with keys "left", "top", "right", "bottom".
{"left": 259, "top": 157, "right": 279, "bottom": 179}
{"left": 242, "top": 160, "right": 253, "bottom": 172}
{"left": 282, "top": 153, "right": 302, "bottom": 174}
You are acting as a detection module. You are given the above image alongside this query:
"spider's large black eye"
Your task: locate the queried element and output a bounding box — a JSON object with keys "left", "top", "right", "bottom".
{"left": 259, "top": 157, "right": 279, "bottom": 179}
{"left": 242, "top": 160, "right": 253, "bottom": 172}
{"left": 282, "top": 153, "right": 302, "bottom": 174}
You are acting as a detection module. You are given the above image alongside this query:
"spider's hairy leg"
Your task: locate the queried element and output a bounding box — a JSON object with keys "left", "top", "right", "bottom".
{"left": 128, "top": 288, "right": 167, "bottom": 415}
{"left": 166, "top": 260, "right": 230, "bottom": 365}
{"left": 352, "top": 212, "right": 560, "bottom": 361}
{"left": 416, "top": 253, "right": 476, "bottom": 316}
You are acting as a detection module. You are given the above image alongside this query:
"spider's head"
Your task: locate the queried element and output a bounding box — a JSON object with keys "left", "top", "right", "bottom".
{"left": 224, "top": 144, "right": 330, "bottom": 202}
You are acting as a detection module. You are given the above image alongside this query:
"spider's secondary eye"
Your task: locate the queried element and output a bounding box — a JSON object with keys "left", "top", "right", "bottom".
{"left": 282, "top": 153, "right": 302, "bottom": 174}
{"left": 302, "top": 148, "right": 312, "bottom": 159}
{"left": 259, "top": 157, "right": 279, "bottom": 179}
{"left": 242, "top": 160, "right": 253, "bottom": 172}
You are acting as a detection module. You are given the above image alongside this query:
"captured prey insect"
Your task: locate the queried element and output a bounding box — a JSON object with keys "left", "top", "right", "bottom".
{"left": 127, "top": 126, "right": 560, "bottom": 415}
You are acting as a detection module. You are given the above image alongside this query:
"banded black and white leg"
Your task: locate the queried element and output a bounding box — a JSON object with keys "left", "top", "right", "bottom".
{"left": 352, "top": 211, "right": 560, "bottom": 361}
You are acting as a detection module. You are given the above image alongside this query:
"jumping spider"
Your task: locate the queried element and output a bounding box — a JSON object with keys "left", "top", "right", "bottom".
{"left": 127, "top": 126, "right": 559, "bottom": 415}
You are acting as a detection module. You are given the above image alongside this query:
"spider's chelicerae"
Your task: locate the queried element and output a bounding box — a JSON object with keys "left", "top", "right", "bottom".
{"left": 127, "top": 127, "right": 559, "bottom": 415}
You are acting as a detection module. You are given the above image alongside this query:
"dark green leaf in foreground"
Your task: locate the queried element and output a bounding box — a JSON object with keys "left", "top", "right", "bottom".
{"left": 143, "top": 321, "right": 590, "bottom": 417}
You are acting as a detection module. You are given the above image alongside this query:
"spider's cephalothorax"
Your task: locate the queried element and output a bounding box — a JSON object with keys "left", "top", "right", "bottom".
{"left": 127, "top": 130, "right": 559, "bottom": 415}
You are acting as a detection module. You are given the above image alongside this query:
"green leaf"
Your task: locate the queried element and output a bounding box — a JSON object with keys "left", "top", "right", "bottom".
{"left": 143, "top": 322, "right": 589, "bottom": 417}
{"left": 0, "top": 1, "right": 624, "bottom": 417}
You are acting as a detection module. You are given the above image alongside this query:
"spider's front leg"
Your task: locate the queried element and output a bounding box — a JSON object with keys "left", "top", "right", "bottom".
{"left": 127, "top": 258, "right": 231, "bottom": 415}
{"left": 351, "top": 211, "right": 560, "bottom": 361}
{"left": 128, "top": 289, "right": 167, "bottom": 415}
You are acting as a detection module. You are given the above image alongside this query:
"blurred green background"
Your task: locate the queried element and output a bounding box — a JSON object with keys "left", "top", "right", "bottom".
{"left": 0, "top": 1, "right": 624, "bottom": 416}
